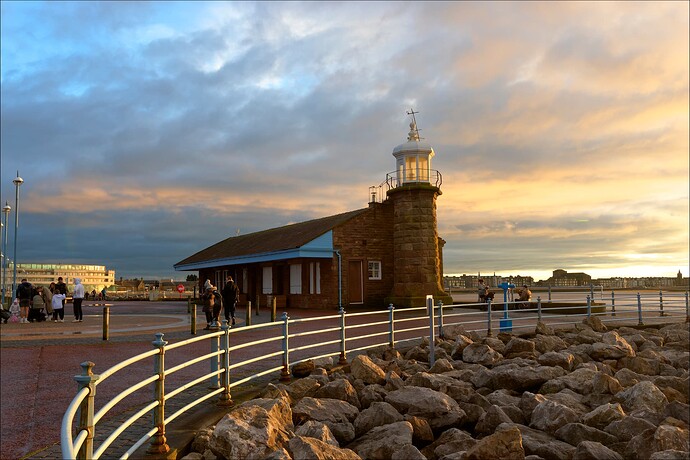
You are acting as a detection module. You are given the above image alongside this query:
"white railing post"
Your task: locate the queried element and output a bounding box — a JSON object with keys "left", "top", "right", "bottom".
{"left": 611, "top": 291, "right": 616, "bottom": 317}
{"left": 218, "top": 320, "right": 232, "bottom": 406}
{"left": 427, "top": 295, "right": 435, "bottom": 367}
{"left": 102, "top": 305, "right": 110, "bottom": 341}
{"left": 659, "top": 290, "right": 664, "bottom": 317}
{"left": 339, "top": 307, "right": 348, "bottom": 365}
{"left": 685, "top": 291, "right": 689, "bottom": 323}
{"left": 586, "top": 295, "right": 591, "bottom": 318}
{"left": 148, "top": 333, "right": 169, "bottom": 455}
{"left": 388, "top": 303, "right": 395, "bottom": 347}
{"left": 437, "top": 300, "right": 444, "bottom": 340}
{"left": 637, "top": 293, "right": 644, "bottom": 326}
{"left": 191, "top": 303, "right": 197, "bottom": 334}
{"left": 487, "top": 299, "right": 493, "bottom": 337}
{"left": 246, "top": 300, "right": 252, "bottom": 326}
{"left": 537, "top": 296, "right": 542, "bottom": 322}
{"left": 280, "top": 312, "right": 291, "bottom": 381}
{"left": 74, "top": 361, "right": 99, "bottom": 460}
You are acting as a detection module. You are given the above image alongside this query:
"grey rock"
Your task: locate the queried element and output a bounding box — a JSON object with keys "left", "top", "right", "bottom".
{"left": 353, "top": 401, "right": 403, "bottom": 437}
{"left": 288, "top": 436, "right": 361, "bottom": 460}
{"left": 555, "top": 422, "right": 618, "bottom": 447}
{"left": 572, "top": 441, "right": 622, "bottom": 460}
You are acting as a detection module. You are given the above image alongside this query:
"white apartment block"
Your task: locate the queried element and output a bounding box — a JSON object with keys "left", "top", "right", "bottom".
{"left": 5, "top": 263, "right": 115, "bottom": 291}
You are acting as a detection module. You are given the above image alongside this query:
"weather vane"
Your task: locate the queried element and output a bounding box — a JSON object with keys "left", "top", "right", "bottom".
{"left": 406, "top": 108, "right": 423, "bottom": 140}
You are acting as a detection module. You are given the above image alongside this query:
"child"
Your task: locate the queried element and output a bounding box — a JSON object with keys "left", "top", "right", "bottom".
{"left": 9, "top": 298, "right": 20, "bottom": 323}
{"left": 52, "top": 292, "right": 66, "bottom": 322}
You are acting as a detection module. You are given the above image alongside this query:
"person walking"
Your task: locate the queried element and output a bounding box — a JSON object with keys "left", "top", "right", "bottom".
{"left": 222, "top": 275, "right": 239, "bottom": 325}
{"left": 72, "top": 278, "right": 85, "bottom": 322}
{"left": 55, "top": 277, "right": 67, "bottom": 310}
{"left": 15, "top": 278, "right": 33, "bottom": 323}
{"left": 51, "top": 291, "right": 66, "bottom": 322}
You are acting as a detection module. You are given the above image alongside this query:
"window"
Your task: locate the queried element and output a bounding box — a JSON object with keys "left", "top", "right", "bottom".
{"left": 309, "top": 262, "right": 321, "bottom": 294}
{"left": 262, "top": 267, "right": 273, "bottom": 294}
{"left": 290, "top": 264, "right": 302, "bottom": 294}
{"left": 368, "top": 261, "right": 381, "bottom": 280}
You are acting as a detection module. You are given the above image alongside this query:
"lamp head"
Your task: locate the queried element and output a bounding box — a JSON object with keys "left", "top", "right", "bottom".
{"left": 2, "top": 202, "right": 10, "bottom": 214}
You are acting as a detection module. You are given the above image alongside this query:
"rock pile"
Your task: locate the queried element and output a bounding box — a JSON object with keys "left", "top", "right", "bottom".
{"left": 183, "top": 320, "right": 689, "bottom": 460}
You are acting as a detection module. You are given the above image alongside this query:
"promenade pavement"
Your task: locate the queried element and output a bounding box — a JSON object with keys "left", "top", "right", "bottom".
{"left": 1, "top": 301, "right": 335, "bottom": 460}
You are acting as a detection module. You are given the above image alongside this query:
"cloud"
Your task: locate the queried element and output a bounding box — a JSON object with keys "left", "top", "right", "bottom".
{"left": 1, "top": 1, "right": 687, "bottom": 281}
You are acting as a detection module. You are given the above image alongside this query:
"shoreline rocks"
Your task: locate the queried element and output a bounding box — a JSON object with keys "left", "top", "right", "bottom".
{"left": 183, "top": 321, "right": 689, "bottom": 460}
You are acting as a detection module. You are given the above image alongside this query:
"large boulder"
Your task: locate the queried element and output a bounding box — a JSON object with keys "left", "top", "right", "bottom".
{"left": 486, "top": 363, "right": 567, "bottom": 392}
{"left": 292, "top": 397, "right": 359, "bottom": 444}
{"left": 347, "top": 421, "right": 414, "bottom": 460}
{"left": 530, "top": 400, "right": 580, "bottom": 433}
{"left": 351, "top": 355, "right": 386, "bottom": 385}
{"left": 294, "top": 420, "right": 339, "bottom": 447}
{"left": 555, "top": 422, "right": 618, "bottom": 447}
{"left": 463, "top": 425, "right": 525, "bottom": 460}
{"left": 314, "top": 378, "right": 361, "bottom": 409}
{"left": 462, "top": 343, "right": 503, "bottom": 366}
{"left": 582, "top": 403, "right": 626, "bottom": 430}
{"left": 353, "top": 401, "right": 403, "bottom": 437}
{"left": 616, "top": 380, "right": 669, "bottom": 413}
{"left": 538, "top": 351, "right": 576, "bottom": 371}
{"left": 603, "top": 416, "right": 656, "bottom": 442}
{"left": 500, "top": 423, "right": 576, "bottom": 460}
{"left": 572, "top": 441, "right": 622, "bottom": 460}
{"left": 385, "top": 386, "right": 466, "bottom": 430}
{"left": 420, "top": 428, "right": 476, "bottom": 460}
{"left": 475, "top": 404, "right": 514, "bottom": 435}
{"left": 288, "top": 436, "right": 361, "bottom": 460}
{"left": 210, "top": 397, "right": 293, "bottom": 460}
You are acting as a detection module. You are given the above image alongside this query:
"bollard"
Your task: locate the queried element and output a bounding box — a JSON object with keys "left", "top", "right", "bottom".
{"left": 537, "top": 296, "right": 542, "bottom": 322}
{"left": 487, "top": 299, "right": 493, "bottom": 337}
{"left": 338, "top": 307, "right": 347, "bottom": 365}
{"left": 586, "top": 295, "right": 591, "bottom": 318}
{"left": 438, "top": 300, "right": 444, "bottom": 340}
{"left": 388, "top": 303, "right": 395, "bottom": 347}
{"left": 271, "top": 296, "right": 277, "bottom": 322}
{"left": 191, "top": 304, "right": 197, "bottom": 335}
{"left": 659, "top": 290, "right": 664, "bottom": 317}
{"left": 218, "top": 321, "right": 232, "bottom": 406}
{"left": 148, "top": 333, "right": 170, "bottom": 455}
{"left": 427, "top": 295, "right": 435, "bottom": 367}
{"left": 637, "top": 293, "right": 644, "bottom": 326}
{"left": 102, "top": 306, "right": 109, "bottom": 341}
{"left": 246, "top": 301, "right": 252, "bottom": 327}
{"left": 611, "top": 291, "right": 616, "bottom": 317}
{"left": 685, "top": 291, "right": 689, "bottom": 323}
{"left": 280, "top": 312, "right": 291, "bottom": 381}
{"left": 548, "top": 285, "right": 552, "bottom": 302}
{"left": 73, "top": 361, "right": 99, "bottom": 460}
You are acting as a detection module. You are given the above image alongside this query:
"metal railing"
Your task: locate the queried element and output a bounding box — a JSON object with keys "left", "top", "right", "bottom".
{"left": 61, "top": 291, "right": 689, "bottom": 459}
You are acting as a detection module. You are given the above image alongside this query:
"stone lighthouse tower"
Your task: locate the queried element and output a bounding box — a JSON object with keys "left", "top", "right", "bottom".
{"left": 385, "top": 115, "right": 453, "bottom": 307}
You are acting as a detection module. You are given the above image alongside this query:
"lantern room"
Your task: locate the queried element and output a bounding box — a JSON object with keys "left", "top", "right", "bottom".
{"left": 392, "top": 119, "right": 435, "bottom": 185}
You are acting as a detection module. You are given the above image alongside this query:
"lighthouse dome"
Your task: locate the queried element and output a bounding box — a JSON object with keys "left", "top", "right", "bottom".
{"left": 392, "top": 121, "right": 434, "bottom": 159}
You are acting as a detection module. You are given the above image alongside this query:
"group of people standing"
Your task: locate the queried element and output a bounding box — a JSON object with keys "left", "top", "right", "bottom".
{"left": 201, "top": 275, "right": 239, "bottom": 330}
{"left": 477, "top": 278, "right": 532, "bottom": 308}
{"left": 3, "top": 276, "right": 85, "bottom": 323}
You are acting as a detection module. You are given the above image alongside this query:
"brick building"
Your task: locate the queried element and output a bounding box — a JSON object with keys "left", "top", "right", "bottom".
{"left": 174, "top": 119, "right": 453, "bottom": 309}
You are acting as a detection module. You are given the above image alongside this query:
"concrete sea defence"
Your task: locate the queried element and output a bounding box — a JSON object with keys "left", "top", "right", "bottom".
{"left": 182, "top": 318, "right": 689, "bottom": 460}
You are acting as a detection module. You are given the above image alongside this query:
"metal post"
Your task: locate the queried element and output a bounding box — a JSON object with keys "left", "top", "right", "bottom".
{"left": 148, "top": 333, "right": 169, "bottom": 455}
{"left": 388, "top": 303, "right": 395, "bottom": 347}
{"left": 685, "top": 291, "right": 689, "bottom": 323}
{"left": 1, "top": 203, "right": 9, "bottom": 308}
{"left": 437, "top": 300, "right": 444, "bottom": 340}
{"left": 586, "top": 295, "right": 591, "bottom": 319}
{"left": 218, "top": 320, "right": 232, "bottom": 405}
{"left": 427, "top": 295, "right": 435, "bottom": 367}
{"left": 338, "top": 306, "right": 347, "bottom": 365}
{"left": 637, "top": 293, "right": 644, "bottom": 326}
{"left": 659, "top": 290, "right": 664, "bottom": 317}
{"left": 271, "top": 296, "right": 277, "bottom": 322}
{"left": 537, "top": 296, "right": 542, "bottom": 322}
{"left": 11, "top": 173, "right": 23, "bottom": 301}
{"left": 280, "top": 312, "right": 291, "bottom": 381}
{"left": 487, "top": 299, "right": 493, "bottom": 337}
{"left": 548, "top": 285, "right": 552, "bottom": 301}
{"left": 611, "top": 291, "right": 616, "bottom": 317}
{"left": 191, "top": 304, "right": 197, "bottom": 335}
{"left": 102, "top": 306, "right": 109, "bottom": 341}
{"left": 74, "top": 361, "right": 99, "bottom": 460}
{"left": 246, "top": 301, "right": 252, "bottom": 326}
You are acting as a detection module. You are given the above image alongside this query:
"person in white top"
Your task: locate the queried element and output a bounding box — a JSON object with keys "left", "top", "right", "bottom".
{"left": 72, "top": 278, "right": 85, "bottom": 322}
{"left": 52, "top": 292, "right": 66, "bottom": 322}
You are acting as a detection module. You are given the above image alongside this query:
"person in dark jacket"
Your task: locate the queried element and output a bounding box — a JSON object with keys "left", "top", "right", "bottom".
{"left": 222, "top": 276, "right": 239, "bottom": 325}
{"left": 16, "top": 278, "right": 33, "bottom": 323}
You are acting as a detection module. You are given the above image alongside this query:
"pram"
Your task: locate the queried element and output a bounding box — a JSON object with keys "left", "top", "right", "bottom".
{"left": 28, "top": 307, "right": 47, "bottom": 322}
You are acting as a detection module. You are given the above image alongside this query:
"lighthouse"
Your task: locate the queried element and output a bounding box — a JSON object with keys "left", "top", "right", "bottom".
{"left": 385, "top": 114, "right": 453, "bottom": 307}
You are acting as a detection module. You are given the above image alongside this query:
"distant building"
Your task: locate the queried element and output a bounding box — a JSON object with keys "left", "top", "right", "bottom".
{"left": 7, "top": 262, "right": 115, "bottom": 291}
{"left": 444, "top": 274, "right": 534, "bottom": 290}
{"left": 537, "top": 269, "right": 592, "bottom": 287}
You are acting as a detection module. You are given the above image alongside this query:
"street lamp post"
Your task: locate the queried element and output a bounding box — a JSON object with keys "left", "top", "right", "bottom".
{"left": 2, "top": 202, "right": 10, "bottom": 307}
{"left": 11, "top": 172, "right": 24, "bottom": 302}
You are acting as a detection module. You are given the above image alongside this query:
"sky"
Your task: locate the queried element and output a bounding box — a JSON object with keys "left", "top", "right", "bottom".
{"left": 1, "top": 1, "right": 688, "bottom": 283}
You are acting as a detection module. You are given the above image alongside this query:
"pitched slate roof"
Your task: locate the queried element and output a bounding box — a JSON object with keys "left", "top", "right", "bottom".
{"left": 175, "top": 208, "right": 368, "bottom": 268}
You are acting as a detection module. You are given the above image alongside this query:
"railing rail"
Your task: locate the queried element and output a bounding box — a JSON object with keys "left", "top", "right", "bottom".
{"left": 61, "top": 291, "right": 689, "bottom": 459}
